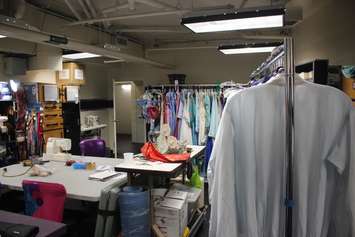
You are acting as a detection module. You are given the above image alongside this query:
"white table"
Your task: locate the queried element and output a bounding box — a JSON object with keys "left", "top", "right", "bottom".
{"left": 0, "top": 156, "right": 127, "bottom": 202}
{"left": 114, "top": 145, "right": 205, "bottom": 185}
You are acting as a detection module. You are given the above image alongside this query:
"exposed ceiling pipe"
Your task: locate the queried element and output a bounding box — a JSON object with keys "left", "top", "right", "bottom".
{"left": 64, "top": 0, "right": 82, "bottom": 20}
{"left": 102, "top": 3, "right": 130, "bottom": 14}
{"left": 77, "top": 0, "right": 92, "bottom": 19}
{"left": 147, "top": 46, "right": 216, "bottom": 51}
{"left": 238, "top": 0, "right": 248, "bottom": 9}
{"left": 116, "top": 27, "right": 188, "bottom": 33}
{"left": 0, "top": 22, "right": 172, "bottom": 68}
{"left": 68, "top": 10, "right": 189, "bottom": 26}
{"left": 104, "top": 59, "right": 126, "bottom": 63}
{"left": 135, "top": 0, "right": 176, "bottom": 10}
{"left": 84, "top": 0, "right": 97, "bottom": 18}
{"left": 128, "top": 0, "right": 136, "bottom": 10}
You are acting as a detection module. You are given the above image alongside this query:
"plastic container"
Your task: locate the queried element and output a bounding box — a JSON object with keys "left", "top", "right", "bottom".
{"left": 118, "top": 186, "right": 150, "bottom": 237}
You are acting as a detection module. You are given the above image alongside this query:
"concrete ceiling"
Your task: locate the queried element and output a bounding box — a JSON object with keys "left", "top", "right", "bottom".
{"left": 25, "top": 0, "right": 290, "bottom": 47}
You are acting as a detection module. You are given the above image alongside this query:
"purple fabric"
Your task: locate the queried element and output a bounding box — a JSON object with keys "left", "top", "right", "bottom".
{"left": 79, "top": 138, "right": 106, "bottom": 157}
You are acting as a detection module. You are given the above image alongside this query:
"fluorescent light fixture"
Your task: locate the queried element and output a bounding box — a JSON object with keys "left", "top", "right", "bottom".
{"left": 182, "top": 8, "right": 285, "bottom": 33}
{"left": 62, "top": 52, "right": 101, "bottom": 60}
{"left": 121, "top": 84, "right": 131, "bottom": 91}
{"left": 218, "top": 42, "right": 282, "bottom": 55}
{"left": 0, "top": 35, "right": 7, "bottom": 38}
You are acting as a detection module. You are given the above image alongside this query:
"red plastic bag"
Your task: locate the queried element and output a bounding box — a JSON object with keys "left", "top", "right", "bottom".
{"left": 141, "top": 142, "right": 190, "bottom": 163}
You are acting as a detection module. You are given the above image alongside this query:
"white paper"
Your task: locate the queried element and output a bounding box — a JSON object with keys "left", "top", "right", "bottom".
{"left": 74, "top": 69, "right": 84, "bottom": 80}
{"left": 59, "top": 69, "right": 70, "bottom": 80}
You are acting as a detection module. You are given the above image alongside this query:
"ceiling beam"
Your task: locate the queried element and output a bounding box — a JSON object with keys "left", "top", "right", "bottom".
{"left": 85, "top": 0, "right": 98, "bottom": 18}
{"left": 102, "top": 3, "right": 130, "bottom": 14}
{"left": 135, "top": 0, "right": 177, "bottom": 10}
{"left": 0, "top": 22, "right": 173, "bottom": 68}
{"left": 68, "top": 10, "right": 189, "bottom": 26}
{"left": 147, "top": 46, "right": 216, "bottom": 52}
{"left": 115, "top": 26, "right": 188, "bottom": 33}
{"left": 64, "top": 0, "right": 82, "bottom": 20}
{"left": 78, "top": 0, "right": 92, "bottom": 19}
{"left": 238, "top": 0, "right": 248, "bottom": 9}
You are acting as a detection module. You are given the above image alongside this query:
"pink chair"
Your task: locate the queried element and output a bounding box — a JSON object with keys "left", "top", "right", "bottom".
{"left": 22, "top": 180, "right": 67, "bottom": 222}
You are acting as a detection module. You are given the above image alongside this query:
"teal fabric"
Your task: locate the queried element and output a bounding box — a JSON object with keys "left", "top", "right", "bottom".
{"left": 189, "top": 94, "right": 198, "bottom": 145}
{"left": 342, "top": 66, "right": 355, "bottom": 78}
{"left": 205, "top": 94, "right": 211, "bottom": 132}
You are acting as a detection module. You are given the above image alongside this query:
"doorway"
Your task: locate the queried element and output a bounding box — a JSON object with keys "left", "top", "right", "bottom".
{"left": 113, "top": 81, "right": 145, "bottom": 158}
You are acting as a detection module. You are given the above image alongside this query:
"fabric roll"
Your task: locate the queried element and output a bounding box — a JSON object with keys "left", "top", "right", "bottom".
{"left": 118, "top": 186, "right": 150, "bottom": 237}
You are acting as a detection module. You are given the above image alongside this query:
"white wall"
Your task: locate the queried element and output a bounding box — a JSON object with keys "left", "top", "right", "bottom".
{"left": 108, "top": 49, "right": 269, "bottom": 88}
{"left": 79, "top": 63, "right": 113, "bottom": 149}
{"left": 293, "top": 0, "right": 355, "bottom": 65}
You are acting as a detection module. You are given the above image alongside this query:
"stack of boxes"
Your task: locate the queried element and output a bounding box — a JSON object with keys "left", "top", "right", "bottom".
{"left": 153, "top": 189, "right": 188, "bottom": 237}
{"left": 152, "top": 184, "right": 204, "bottom": 237}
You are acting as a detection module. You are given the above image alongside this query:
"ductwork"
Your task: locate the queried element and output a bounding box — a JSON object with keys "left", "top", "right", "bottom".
{"left": 0, "top": 21, "right": 172, "bottom": 68}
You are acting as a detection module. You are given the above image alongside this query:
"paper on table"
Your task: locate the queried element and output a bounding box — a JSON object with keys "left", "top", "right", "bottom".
{"left": 89, "top": 170, "right": 122, "bottom": 181}
{"left": 116, "top": 160, "right": 181, "bottom": 172}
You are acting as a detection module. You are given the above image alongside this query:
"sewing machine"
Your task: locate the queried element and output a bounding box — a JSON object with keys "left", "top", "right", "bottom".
{"left": 44, "top": 138, "right": 72, "bottom": 161}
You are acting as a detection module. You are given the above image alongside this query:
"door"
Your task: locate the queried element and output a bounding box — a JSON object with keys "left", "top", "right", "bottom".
{"left": 112, "top": 81, "right": 145, "bottom": 158}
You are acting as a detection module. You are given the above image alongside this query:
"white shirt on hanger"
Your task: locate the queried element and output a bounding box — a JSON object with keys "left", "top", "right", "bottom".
{"left": 208, "top": 75, "right": 353, "bottom": 237}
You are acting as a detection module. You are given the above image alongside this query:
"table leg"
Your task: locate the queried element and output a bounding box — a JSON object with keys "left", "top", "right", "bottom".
{"left": 127, "top": 173, "right": 133, "bottom": 185}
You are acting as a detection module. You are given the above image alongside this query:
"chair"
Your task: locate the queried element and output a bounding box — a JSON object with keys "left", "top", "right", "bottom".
{"left": 22, "top": 180, "right": 66, "bottom": 222}
{"left": 80, "top": 138, "right": 106, "bottom": 157}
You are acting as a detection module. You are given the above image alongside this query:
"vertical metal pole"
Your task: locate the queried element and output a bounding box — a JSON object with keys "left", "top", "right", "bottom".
{"left": 284, "top": 37, "right": 295, "bottom": 237}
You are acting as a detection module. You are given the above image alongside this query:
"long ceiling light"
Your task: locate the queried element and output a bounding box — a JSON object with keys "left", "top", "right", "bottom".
{"left": 0, "top": 35, "right": 7, "bottom": 38}
{"left": 62, "top": 52, "right": 101, "bottom": 59}
{"left": 218, "top": 42, "right": 282, "bottom": 55}
{"left": 181, "top": 8, "right": 285, "bottom": 33}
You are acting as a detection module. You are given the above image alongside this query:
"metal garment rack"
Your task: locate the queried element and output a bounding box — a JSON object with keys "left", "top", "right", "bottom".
{"left": 249, "top": 38, "right": 295, "bottom": 237}
{"left": 145, "top": 84, "right": 220, "bottom": 90}
{"left": 284, "top": 37, "right": 295, "bottom": 237}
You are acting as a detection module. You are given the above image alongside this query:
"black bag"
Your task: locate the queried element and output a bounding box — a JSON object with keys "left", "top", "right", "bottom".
{"left": 0, "top": 221, "right": 39, "bottom": 237}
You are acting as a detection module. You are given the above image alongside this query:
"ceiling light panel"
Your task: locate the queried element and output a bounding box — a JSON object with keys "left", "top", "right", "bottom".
{"left": 182, "top": 8, "right": 285, "bottom": 33}
{"left": 220, "top": 46, "right": 276, "bottom": 54}
{"left": 62, "top": 52, "right": 101, "bottom": 59}
{"left": 0, "top": 35, "right": 7, "bottom": 38}
{"left": 218, "top": 42, "right": 282, "bottom": 55}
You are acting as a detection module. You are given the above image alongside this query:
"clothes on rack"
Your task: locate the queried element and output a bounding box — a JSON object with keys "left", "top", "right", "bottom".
{"left": 138, "top": 87, "right": 225, "bottom": 146}
{"left": 207, "top": 73, "right": 355, "bottom": 237}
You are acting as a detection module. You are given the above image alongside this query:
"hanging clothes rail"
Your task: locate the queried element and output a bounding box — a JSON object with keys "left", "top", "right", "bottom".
{"left": 284, "top": 37, "right": 295, "bottom": 237}
{"left": 145, "top": 84, "right": 219, "bottom": 90}
{"left": 250, "top": 46, "right": 285, "bottom": 80}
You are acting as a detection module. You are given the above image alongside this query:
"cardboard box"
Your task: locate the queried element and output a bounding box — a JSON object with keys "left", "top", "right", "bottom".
{"left": 151, "top": 188, "right": 168, "bottom": 203}
{"left": 171, "top": 183, "right": 202, "bottom": 219}
{"left": 154, "top": 190, "right": 188, "bottom": 237}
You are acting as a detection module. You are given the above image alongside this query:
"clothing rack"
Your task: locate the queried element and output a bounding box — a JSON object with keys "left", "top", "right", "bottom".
{"left": 248, "top": 38, "right": 295, "bottom": 237}
{"left": 249, "top": 47, "right": 285, "bottom": 80}
{"left": 145, "top": 84, "right": 219, "bottom": 90}
{"left": 145, "top": 83, "right": 244, "bottom": 91}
